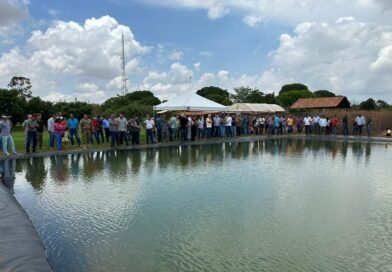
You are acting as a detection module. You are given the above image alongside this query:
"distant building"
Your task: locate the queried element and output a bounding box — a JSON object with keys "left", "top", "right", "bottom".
{"left": 290, "top": 96, "right": 350, "bottom": 110}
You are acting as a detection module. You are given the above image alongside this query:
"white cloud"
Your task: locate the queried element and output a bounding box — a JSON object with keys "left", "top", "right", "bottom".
{"left": 371, "top": 45, "right": 392, "bottom": 73}
{"left": 243, "top": 14, "right": 263, "bottom": 27}
{"left": 266, "top": 18, "right": 392, "bottom": 100}
{"left": 0, "top": 0, "right": 29, "bottom": 27}
{"left": 0, "top": 15, "right": 148, "bottom": 102}
{"left": 168, "top": 50, "right": 183, "bottom": 61}
{"left": 136, "top": 0, "right": 392, "bottom": 26}
{"left": 193, "top": 62, "right": 201, "bottom": 71}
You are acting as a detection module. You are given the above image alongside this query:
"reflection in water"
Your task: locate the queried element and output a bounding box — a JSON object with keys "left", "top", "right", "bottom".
{"left": 11, "top": 139, "right": 391, "bottom": 272}
{"left": 25, "top": 157, "right": 47, "bottom": 191}
{"left": 0, "top": 159, "right": 16, "bottom": 193}
{"left": 10, "top": 139, "right": 375, "bottom": 187}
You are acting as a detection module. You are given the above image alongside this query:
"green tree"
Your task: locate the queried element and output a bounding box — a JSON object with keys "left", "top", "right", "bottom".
{"left": 277, "top": 89, "right": 315, "bottom": 107}
{"left": 279, "top": 83, "right": 308, "bottom": 95}
{"left": 27, "top": 97, "right": 53, "bottom": 122}
{"left": 230, "top": 86, "right": 266, "bottom": 103}
{"left": 100, "top": 90, "right": 160, "bottom": 118}
{"left": 53, "top": 101, "right": 95, "bottom": 119}
{"left": 196, "top": 86, "right": 232, "bottom": 105}
{"left": 359, "top": 98, "right": 377, "bottom": 110}
{"left": 314, "top": 90, "right": 336, "bottom": 97}
{"left": 376, "top": 99, "right": 390, "bottom": 109}
{"left": 8, "top": 76, "right": 32, "bottom": 98}
{"left": 0, "top": 88, "right": 28, "bottom": 124}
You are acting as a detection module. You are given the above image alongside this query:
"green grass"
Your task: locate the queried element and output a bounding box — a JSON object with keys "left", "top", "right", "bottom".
{"left": 1, "top": 128, "right": 147, "bottom": 156}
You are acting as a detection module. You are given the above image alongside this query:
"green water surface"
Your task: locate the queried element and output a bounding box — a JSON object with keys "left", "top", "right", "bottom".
{"left": 11, "top": 139, "right": 392, "bottom": 272}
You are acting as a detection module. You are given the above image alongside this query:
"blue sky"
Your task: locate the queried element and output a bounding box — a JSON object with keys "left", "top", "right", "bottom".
{"left": 0, "top": 0, "right": 392, "bottom": 103}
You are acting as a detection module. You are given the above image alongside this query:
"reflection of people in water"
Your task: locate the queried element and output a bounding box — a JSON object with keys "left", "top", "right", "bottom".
{"left": 0, "top": 159, "right": 16, "bottom": 194}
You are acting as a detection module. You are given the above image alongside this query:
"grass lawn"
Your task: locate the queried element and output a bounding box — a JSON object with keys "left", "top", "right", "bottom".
{"left": 1, "top": 127, "right": 147, "bottom": 156}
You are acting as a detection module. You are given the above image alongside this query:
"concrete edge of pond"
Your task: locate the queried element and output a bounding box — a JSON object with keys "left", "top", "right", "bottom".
{"left": 0, "top": 135, "right": 391, "bottom": 161}
{"left": 0, "top": 182, "right": 53, "bottom": 272}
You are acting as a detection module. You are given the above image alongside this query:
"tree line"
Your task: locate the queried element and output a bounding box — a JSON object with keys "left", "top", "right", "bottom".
{"left": 1, "top": 76, "right": 390, "bottom": 124}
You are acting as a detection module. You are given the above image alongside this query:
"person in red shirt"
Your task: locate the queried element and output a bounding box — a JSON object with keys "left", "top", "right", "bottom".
{"left": 54, "top": 118, "right": 67, "bottom": 151}
{"left": 330, "top": 115, "right": 338, "bottom": 136}
{"left": 91, "top": 117, "right": 101, "bottom": 144}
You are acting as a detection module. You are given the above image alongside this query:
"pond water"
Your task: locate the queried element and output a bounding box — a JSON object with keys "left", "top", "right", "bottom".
{"left": 4, "top": 139, "right": 392, "bottom": 272}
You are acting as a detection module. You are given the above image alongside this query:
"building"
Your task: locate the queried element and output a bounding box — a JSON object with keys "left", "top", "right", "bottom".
{"left": 290, "top": 96, "right": 350, "bottom": 110}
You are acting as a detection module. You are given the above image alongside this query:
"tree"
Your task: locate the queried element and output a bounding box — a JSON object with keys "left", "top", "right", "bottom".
{"left": 279, "top": 83, "right": 308, "bottom": 95}
{"left": 27, "top": 97, "right": 54, "bottom": 122}
{"left": 359, "top": 98, "right": 377, "bottom": 110}
{"left": 376, "top": 99, "right": 390, "bottom": 109}
{"left": 314, "top": 90, "right": 336, "bottom": 97}
{"left": 230, "top": 86, "right": 265, "bottom": 103}
{"left": 100, "top": 90, "right": 160, "bottom": 118}
{"left": 0, "top": 88, "right": 28, "bottom": 124}
{"left": 196, "top": 86, "right": 232, "bottom": 105}
{"left": 53, "top": 101, "right": 95, "bottom": 120}
{"left": 8, "top": 76, "right": 32, "bottom": 98}
{"left": 277, "top": 89, "right": 315, "bottom": 107}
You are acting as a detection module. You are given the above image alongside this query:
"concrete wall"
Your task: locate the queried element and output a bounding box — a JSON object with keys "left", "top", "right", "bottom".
{"left": 0, "top": 182, "right": 52, "bottom": 272}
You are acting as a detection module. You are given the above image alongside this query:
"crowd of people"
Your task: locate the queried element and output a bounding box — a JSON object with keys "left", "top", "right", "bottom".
{"left": 0, "top": 111, "right": 388, "bottom": 156}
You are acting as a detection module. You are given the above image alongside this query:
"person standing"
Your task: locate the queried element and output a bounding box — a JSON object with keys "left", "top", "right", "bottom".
{"left": 116, "top": 113, "right": 129, "bottom": 145}
{"left": 342, "top": 114, "right": 349, "bottom": 136}
{"left": 179, "top": 114, "right": 188, "bottom": 141}
{"left": 197, "top": 115, "right": 204, "bottom": 139}
{"left": 367, "top": 116, "right": 373, "bottom": 137}
{"left": 96, "top": 115, "right": 104, "bottom": 143}
{"left": 356, "top": 114, "right": 366, "bottom": 135}
{"left": 155, "top": 115, "right": 163, "bottom": 142}
{"left": 47, "top": 113, "right": 56, "bottom": 149}
{"left": 191, "top": 116, "right": 198, "bottom": 141}
{"left": 213, "top": 114, "right": 221, "bottom": 137}
{"left": 67, "top": 114, "right": 81, "bottom": 146}
{"left": 170, "top": 115, "right": 177, "bottom": 141}
{"left": 0, "top": 116, "right": 18, "bottom": 155}
{"left": 108, "top": 114, "right": 118, "bottom": 147}
{"left": 91, "top": 117, "right": 101, "bottom": 145}
{"left": 225, "top": 114, "right": 232, "bottom": 137}
{"left": 102, "top": 116, "right": 110, "bottom": 143}
{"left": 304, "top": 115, "right": 312, "bottom": 136}
{"left": 54, "top": 118, "right": 67, "bottom": 151}
{"left": 161, "top": 117, "right": 169, "bottom": 143}
{"left": 79, "top": 114, "right": 93, "bottom": 149}
{"left": 36, "top": 114, "right": 44, "bottom": 149}
{"left": 287, "top": 116, "right": 294, "bottom": 134}
{"left": 22, "top": 114, "right": 32, "bottom": 147}
{"left": 26, "top": 114, "right": 39, "bottom": 153}
{"left": 129, "top": 117, "right": 140, "bottom": 145}
{"left": 144, "top": 115, "right": 155, "bottom": 144}
{"left": 206, "top": 114, "right": 213, "bottom": 138}
{"left": 330, "top": 115, "right": 338, "bottom": 136}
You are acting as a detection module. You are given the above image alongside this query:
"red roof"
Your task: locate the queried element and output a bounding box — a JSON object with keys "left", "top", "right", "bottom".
{"left": 290, "top": 96, "right": 350, "bottom": 109}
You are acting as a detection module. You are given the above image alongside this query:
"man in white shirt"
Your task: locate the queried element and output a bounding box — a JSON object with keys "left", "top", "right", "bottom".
{"left": 47, "top": 113, "right": 56, "bottom": 149}
{"left": 144, "top": 115, "right": 155, "bottom": 144}
{"left": 319, "top": 116, "right": 328, "bottom": 135}
{"left": 304, "top": 115, "right": 312, "bottom": 136}
{"left": 356, "top": 114, "right": 366, "bottom": 135}
{"left": 225, "top": 115, "right": 232, "bottom": 137}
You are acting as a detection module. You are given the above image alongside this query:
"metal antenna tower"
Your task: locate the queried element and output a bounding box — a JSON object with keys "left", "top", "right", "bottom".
{"left": 120, "top": 32, "right": 128, "bottom": 96}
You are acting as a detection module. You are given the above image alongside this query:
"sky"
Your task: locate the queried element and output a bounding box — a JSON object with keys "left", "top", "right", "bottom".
{"left": 0, "top": 0, "right": 392, "bottom": 104}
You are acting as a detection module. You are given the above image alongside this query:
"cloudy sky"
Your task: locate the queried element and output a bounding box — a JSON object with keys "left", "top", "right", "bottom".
{"left": 0, "top": 0, "right": 392, "bottom": 103}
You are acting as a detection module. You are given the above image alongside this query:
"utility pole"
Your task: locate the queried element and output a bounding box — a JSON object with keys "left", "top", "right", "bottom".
{"left": 120, "top": 32, "right": 128, "bottom": 96}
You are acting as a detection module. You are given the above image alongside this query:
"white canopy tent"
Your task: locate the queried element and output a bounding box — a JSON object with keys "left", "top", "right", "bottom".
{"left": 154, "top": 92, "right": 226, "bottom": 112}
{"left": 225, "top": 103, "right": 285, "bottom": 113}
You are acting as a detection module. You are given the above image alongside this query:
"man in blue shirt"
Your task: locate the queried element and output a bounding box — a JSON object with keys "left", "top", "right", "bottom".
{"left": 102, "top": 117, "right": 110, "bottom": 143}
{"left": 67, "top": 114, "right": 81, "bottom": 146}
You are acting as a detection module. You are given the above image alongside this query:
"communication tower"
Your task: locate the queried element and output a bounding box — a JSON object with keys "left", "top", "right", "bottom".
{"left": 121, "top": 32, "right": 128, "bottom": 95}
